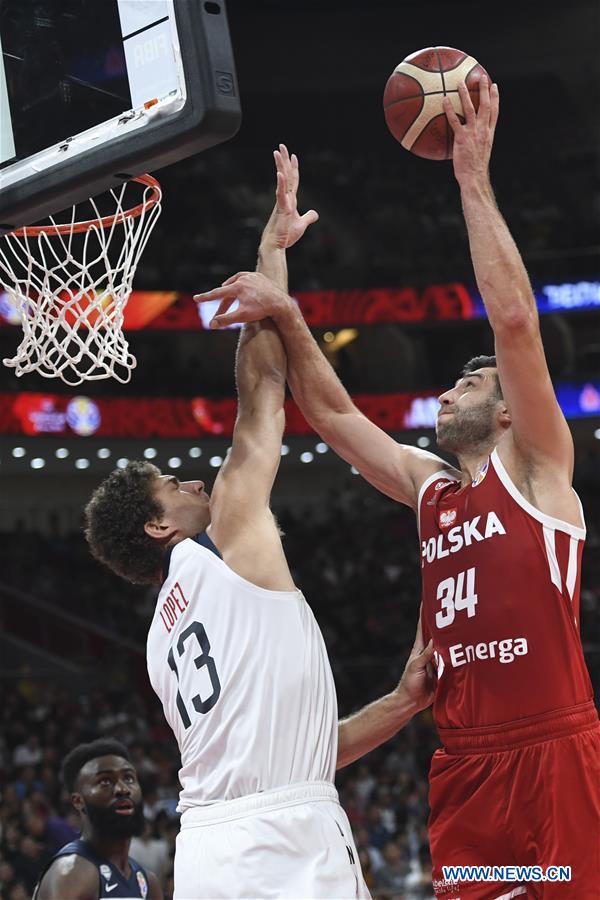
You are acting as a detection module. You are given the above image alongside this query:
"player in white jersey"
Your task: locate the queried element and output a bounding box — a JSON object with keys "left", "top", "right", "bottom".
{"left": 85, "top": 147, "right": 435, "bottom": 899}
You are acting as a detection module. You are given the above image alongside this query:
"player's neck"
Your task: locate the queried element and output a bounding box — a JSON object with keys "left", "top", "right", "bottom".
{"left": 84, "top": 830, "right": 132, "bottom": 877}
{"left": 456, "top": 444, "right": 495, "bottom": 487}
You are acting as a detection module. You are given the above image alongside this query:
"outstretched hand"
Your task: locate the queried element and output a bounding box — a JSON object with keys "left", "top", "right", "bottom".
{"left": 395, "top": 610, "right": 435, "bottom": 711}
{"left": 443, "top": 77, "right": 499, "bottom": 187}
{"left": 262, "top": 143, "right": 319, "bottom": 250}
{"left": 194, "top": 271, "right": 290, "bottom": 330}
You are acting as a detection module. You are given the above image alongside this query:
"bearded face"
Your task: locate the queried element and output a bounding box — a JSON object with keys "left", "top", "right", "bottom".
{"left": 83, "top": 795, "right": 146, "bottom": 839}
{"left": 436, "top": 394, "right": 500, "bottom": 454}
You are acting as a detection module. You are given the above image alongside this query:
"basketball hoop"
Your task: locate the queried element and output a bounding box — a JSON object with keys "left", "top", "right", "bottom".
{"left": 0, "top": 175, "right": 162, "bottom": 386}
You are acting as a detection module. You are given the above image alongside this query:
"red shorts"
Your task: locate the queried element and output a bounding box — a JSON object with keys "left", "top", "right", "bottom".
{"left": 428, "top": 701, "right": 600, "bottom": 899}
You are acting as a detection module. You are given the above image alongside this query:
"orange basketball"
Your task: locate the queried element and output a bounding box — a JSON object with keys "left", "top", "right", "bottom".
{"left": 383, "top": 47, "right": 491, "bottom": 160}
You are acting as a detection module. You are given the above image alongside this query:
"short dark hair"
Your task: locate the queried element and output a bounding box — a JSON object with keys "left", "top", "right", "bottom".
{"left": 461, "top": 355, "right": 503, "bottom": 399}
{"left": 84, "top": 461, "right": 165, "bottom": 584}
{"left": 61, "top": 739, "right": 131, "bottom": 793}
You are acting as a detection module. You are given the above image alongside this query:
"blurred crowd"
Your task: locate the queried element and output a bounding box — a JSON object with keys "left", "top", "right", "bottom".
{"left": 0, "top": 456, "right": 599, "bottom": 899}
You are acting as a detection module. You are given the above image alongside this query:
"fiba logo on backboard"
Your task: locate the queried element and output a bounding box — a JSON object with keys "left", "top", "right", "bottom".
{"left": 66, "top": 397, "right": 101, "bottom": 436}
{"left": 216, "top": 71, "right": 236, "bottom": 95}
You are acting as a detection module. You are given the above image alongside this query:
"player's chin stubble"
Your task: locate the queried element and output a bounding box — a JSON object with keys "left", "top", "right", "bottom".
{"left": 436, "top": 401, "right": 497, "bottom": 454}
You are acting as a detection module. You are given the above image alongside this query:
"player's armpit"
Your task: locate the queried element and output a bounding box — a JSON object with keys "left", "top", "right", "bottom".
{"left": 208, "top": 509, "right": 296, "bottom": 592}
{"left": 35, "top": 856, "right": 98, "bottom": 900}
{"left": 494, "top": 320, "right": 575, "bottom": 475}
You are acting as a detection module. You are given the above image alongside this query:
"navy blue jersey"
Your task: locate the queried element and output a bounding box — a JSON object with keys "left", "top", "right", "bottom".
{"left": 35, "top": 838, "right": 151, "bottom": 899}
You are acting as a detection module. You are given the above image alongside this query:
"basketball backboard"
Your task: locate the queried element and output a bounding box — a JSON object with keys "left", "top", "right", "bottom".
{"left": 0, "top": 0, "right": 241, "bottom": 233}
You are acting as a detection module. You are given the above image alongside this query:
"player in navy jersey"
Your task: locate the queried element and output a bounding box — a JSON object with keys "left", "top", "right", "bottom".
{"left": 34, "top": 739, "right": 162, "bottom": 900}
{"left": 195, "top": 81, "right": 600, "bottom": 898}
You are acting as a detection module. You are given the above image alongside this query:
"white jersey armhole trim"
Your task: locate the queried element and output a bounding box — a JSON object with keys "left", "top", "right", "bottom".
{"left": 491, "top": 448, "right": 586, "bottom": 540}
{"left": 416, "top": 469, "right": 460, "bottom": 536}
{"left": 171, "top": 539, "right": 304, "bottom": 601}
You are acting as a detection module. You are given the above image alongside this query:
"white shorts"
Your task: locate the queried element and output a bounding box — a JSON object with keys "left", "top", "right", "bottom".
{"left": 174, "top": 781, "right": 371, "bottom": 899}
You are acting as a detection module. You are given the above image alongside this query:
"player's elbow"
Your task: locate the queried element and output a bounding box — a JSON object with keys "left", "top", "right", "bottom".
{"left": 491, "top": 293, "right": 538, "bottom": 334}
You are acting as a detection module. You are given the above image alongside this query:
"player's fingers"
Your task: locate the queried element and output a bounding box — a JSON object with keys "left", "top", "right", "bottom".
{"left": 477, "top": 76, "right": 491, "bottom": 127}
{"left": 279, "top": 143, "right": 290, "bottom": 165}
{"left": 210, "top": 307, "right": 249, "bottom": 329}
{"left": 212, "top": 295, "right": 237, "bottom": 318}
{"left": 411, "top": 639, "right": 434, "bottom": 669}
{"left": 414, "top": 607, "right": 425, "bottom": 648}
{"left": 193, "top": 284, "right": 237, "bottom": 302}
{"left": 299, "top": 209, "right": 319, "bottom": 227}
{"left": 221, "top": 271, "right": 253, "bottom": 287}
{"left": 457, "top": 80, "right": 476, "bottom": 125}
{"left": 276, "top": 171, "right": 290, "bottom": 209}
{"left": 442, "top": 95, "right": 461, "bottom": 133}
{"left": 489, "top": 82, "right": 500, "bottom": 134}
{"left": 287, "top": 151, "right": 300, "bottom": 193}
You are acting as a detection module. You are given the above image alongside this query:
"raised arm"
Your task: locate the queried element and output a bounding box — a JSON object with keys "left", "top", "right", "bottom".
{"left": 443, "top": 79, "right": 574, "bottom": 478}
{"left": 207, "top": 149, "right": 318, "bottom": 588}
{"left": 195, "top": 285, "right": 451, "bottom": 510}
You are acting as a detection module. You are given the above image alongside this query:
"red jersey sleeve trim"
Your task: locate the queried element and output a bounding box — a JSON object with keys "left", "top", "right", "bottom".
{"left": 416, "top": 469, "right": 459, "bottom": 535}
{"left": 491, "top": 448, "right": 586, "bottom": 540}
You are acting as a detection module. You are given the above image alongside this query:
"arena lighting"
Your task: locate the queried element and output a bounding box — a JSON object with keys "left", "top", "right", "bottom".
{"left": 30, "top": 457, "right": 45, "bottom": 469}
{"left": 323, "top": 332, "right": 335, "bottom": 343}
{"left": 417, "top": 436, "right": 431, "bottom": 448}
{"left": 75, "top": 458, "right": 90, "bottom": 470}
{"left": 209, "top": 456, "right": 223, "bottom": 468}
{"left": 281, "top": 445, "right": 290, "bottom": 456}
{"left": 594, "top": 429, "right": 600, "bottom": 440}
{"left": 350, "top": 466, "right": 359, "bottom": 475}
{"left": 55, "top": 447, "right": 69, "bottom": 459}
{"left": 189, "top": 447, "right": 202, "bottom": 458}
{"left": 12, "top": 446, "right": 25, "bottom": 457}
{"left": 116, "top": 458, "right": 129, "bottom": 468}
{"left": 143, "top": 447, "right": 158, "bottom": 459}
{"left": 300, "top": 452, "right": 314, "bottom": 463}
{"left": 315, "top": 442, "right": 328, "bottom": 453}
{"left": 97, "top": 448, "right": 111, "bottom": 459}
{"left": 327, "top": 328, "right": 358, "bottom": 352}
{"left": 168, "top": 457, "right": 182, "bottom": 468}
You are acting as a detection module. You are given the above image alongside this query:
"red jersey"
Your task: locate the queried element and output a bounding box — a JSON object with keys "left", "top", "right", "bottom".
{"left": 419, "top": 447, "right": 593, "bottom": 730}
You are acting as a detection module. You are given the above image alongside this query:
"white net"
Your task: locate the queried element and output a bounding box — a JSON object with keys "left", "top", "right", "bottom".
{"left": 0, "top": 176, "right": 162, "bottom": 386}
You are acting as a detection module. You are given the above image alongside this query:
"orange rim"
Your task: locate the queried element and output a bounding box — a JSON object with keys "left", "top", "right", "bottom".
{"left": 10, "top": 174, "right": 162, "bottom": 238}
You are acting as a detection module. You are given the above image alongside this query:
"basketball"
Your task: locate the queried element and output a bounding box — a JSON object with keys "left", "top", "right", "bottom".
{"left": 383, "top": 47, "right": 491, "bottom": 160}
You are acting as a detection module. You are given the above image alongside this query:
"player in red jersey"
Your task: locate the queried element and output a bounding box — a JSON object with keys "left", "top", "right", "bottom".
{"left": 195, "top": 79, "right": 599, "bottom": 898}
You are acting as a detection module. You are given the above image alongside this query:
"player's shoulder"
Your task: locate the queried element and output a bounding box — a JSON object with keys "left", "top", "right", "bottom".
{"left": 36, "top": 852, "right": 99, "bottom": 900}
{"left": 406, "top": 448, "right": 460, "bottom": 504}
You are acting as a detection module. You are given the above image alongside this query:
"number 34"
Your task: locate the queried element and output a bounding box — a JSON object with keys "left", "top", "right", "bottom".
{"left": 435, "top": 567, "right": 478, "bottom": 628}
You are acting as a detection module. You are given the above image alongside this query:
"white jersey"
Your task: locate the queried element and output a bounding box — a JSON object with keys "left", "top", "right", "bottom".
{"left": 146, "top": 534, "right": 338, "bottom": 812}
